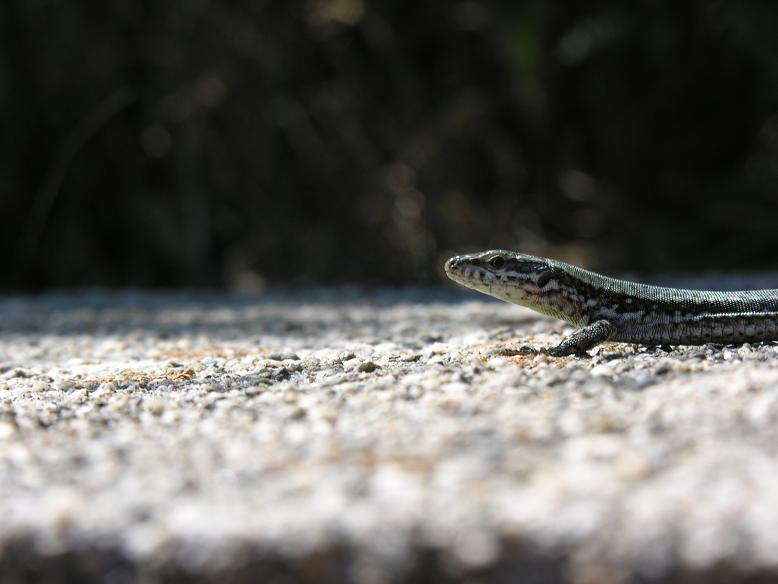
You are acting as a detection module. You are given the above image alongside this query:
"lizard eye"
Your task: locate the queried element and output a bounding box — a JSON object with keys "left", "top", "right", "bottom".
{"left": 489, "top": 256, "right": 506, "bottom": 269}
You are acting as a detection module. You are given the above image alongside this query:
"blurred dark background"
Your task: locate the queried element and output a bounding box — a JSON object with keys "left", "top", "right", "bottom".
{"left": 4, "top": 1, "right": 778, "bottom": 290}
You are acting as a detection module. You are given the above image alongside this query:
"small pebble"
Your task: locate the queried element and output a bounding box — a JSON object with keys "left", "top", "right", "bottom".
{"left": 269, "top": 352, "right": 300, "bottom": 361}
{"left": 357, "top": 361, "right": 380, "bottom": 373}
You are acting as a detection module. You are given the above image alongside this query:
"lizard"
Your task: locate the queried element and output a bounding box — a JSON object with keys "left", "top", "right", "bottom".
{"left": 444, "top": 249, "right": 778, "bottom": 356}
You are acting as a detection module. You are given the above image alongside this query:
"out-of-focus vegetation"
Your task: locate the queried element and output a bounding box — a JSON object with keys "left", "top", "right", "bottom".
{"left": 4, "top": 1, "right": 778, "bottom": 289}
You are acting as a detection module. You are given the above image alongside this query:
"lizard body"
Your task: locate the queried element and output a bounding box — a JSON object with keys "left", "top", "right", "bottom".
{"left": 445, "top": 250, "right": 778, "bottom": 356}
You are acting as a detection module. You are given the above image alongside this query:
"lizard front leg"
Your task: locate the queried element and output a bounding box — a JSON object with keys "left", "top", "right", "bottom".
{"left": 547, "top": 320, "right": 616, "bottom": 357}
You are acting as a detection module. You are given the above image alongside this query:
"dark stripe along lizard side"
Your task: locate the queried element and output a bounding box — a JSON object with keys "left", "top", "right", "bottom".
{"left": 444, "top": 250, "right": 778, "bottom": 356}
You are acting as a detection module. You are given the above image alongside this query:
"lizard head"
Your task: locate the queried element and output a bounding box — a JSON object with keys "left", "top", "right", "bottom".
{"left": 444, "top": 249, "right": 567, "bottom": 313}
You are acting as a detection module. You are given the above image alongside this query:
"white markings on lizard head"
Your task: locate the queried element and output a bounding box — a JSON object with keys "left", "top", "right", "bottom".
{"left": 443, "top": 250, "right": 584, "bottom": 325}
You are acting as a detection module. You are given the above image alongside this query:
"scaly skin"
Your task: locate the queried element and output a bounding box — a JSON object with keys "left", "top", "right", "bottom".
{"left": 444, "top": 250, "right": 778, "bottom": 356}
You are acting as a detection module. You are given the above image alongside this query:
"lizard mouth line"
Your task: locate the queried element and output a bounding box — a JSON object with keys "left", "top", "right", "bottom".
{"left": 445, "top": 265, "right": 493, "bottom": 287}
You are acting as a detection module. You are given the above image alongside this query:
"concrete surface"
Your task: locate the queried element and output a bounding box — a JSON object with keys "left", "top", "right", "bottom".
{"left": 2, "top": 290, "right": 778, "bottom": 583}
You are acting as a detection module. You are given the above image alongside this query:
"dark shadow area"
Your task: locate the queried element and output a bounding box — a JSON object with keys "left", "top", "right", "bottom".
{"left": 0, "top": 535, "right": 568, "bottom": 584}
{"left": 3, "top": 530, "right": 776, "bottom": 583}
{"left": 0, "top": 289, "right": 517, "bottom": 338}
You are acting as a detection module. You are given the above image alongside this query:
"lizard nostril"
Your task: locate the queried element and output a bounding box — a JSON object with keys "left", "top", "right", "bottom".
{"left": 445, "top": 257, "right": 461, "bottom": 272}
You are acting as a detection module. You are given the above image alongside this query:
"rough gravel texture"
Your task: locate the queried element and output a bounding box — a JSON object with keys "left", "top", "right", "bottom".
{"left": 2, "top": 290, "right": 778, "bottom": 583}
